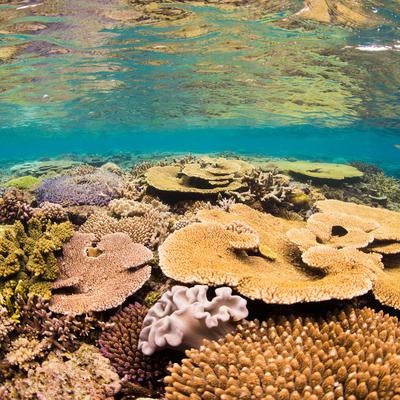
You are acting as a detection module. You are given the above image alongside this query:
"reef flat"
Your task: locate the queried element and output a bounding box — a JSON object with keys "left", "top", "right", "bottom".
{"left": 1, "top": 153, "right": 400, "bottom": 399}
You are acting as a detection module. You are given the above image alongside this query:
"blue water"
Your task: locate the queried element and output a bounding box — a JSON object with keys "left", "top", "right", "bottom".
{"left": 0, "top": 0, "right": 399, "bottom": 174}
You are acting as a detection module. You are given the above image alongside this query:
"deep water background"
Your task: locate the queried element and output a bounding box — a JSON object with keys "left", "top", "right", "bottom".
{"left": 0, "top": 1, "right": 399, "bottom": 175}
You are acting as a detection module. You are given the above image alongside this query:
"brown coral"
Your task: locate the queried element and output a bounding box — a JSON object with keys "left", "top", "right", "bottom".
{"left": 159, "top": 204, "right": 377, "bottom": 303}
{"left": 0, "top": 188, "right": 33, "bottom": 224}
{"left": 165, "top": 307, "right": 400, "bottom": 400}
{"left": 50, "top": 232, "right": 152, "bottom": 314}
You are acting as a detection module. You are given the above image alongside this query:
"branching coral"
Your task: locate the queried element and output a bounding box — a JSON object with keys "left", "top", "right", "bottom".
{"left": 139, "top": 285, "right": 248, "bottom": 355}
{"left": 0, "top": 344, "right": 121, "bottom": 400}
{"left": 50, "top": 232, "right": 152, "bottom": 314}
{"left": 0, "top": 188, "right": 33, "bottom": 224}
{"left": 0, "top": 219, "right": 74, "bottom": 316}
{"left": 99, "top": 302, "right": 169, "bottom": 397}
{"left": 33, "top": 201, "right": 68, "bottom": 225}
{"left": 159, "top": 204, "right": 377, "bottom": 304}
{"left": 165, "top": 306, "right": 400, "bottom": 399}
{"left": 146, "top": 157, "right": 253, "bottom": 195}
{"left": 35, "top": 169, "right": 123, "bottom": 206}
{"left": 80, "top": 208, "right": 171, "bottom": 248}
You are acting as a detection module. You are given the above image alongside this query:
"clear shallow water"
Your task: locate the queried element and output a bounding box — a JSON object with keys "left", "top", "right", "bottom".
{"left": 0, "top": 0, "right": 399, "bottom": 173}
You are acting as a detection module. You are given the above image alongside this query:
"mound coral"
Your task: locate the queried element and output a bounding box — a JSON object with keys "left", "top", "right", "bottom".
{"left": 0, "top": 219, "right": 74, "bottom": 316}
{"left": 139, "top": 285, "right": 248, "bottom": 355}
{"left": 287, "top": 199, "right": 400, "bottom": 309}
{"left": 4, "top": 176, "right": 40, "bottom": 190}
{"left": 33, "top": 201, "right": 68, "bottom": 225}
{"left": 146, "top": 157, "right": 253, "bottom": 195}
{"left": 0, "top": 188, "right": 33, "bottom": 224}
{"left": 50, "top": 232, "right": 152, "bottom": 314}
{"left": 265, "top": 160, "right": 363, "bottom": 181}
{"left": 159, "top": 204, "right": 377, "bottom": 304}
{"left": 0, "top": 344, "right": 121, "bottom": 400}
{"left": 80, "top": 208, "right": 170, "bottom": 248}
{"left": 165, "top": 306, "right": 400, "bottom": 399}
{"left": 99, "top": 303, "right": 169, "bottom": 396}
{"left": 35, "top": 169, "right": 122, "bottom": 206}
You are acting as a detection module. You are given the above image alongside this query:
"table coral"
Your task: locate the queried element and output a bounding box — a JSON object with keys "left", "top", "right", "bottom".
{"left": 50, "top": 232, "right": 152, "bottom": 314}
{"left": 165, "top": 307, "right": 400, "bottom": 399}
{"left": 159, "top": 204, "right": 377, "bottom": 304}
{"left": 139, "top": 285, "right": 248, "bottom": 355}
{"left": 99, "top": 302, "right": 169, "bottom": 397}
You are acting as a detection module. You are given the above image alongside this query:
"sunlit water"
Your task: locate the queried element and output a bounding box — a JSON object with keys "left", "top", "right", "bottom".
{"left": 0, "top": 0, "right": 399, "bottom": 174}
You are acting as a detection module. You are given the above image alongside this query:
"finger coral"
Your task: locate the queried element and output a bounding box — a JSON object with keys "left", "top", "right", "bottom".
{"left": 159, "top": 204, "right": 376, "bottom": 304}
{"left": 50, "top": 232, "right": 152, "bottom": 314}
{"left": 99, "top": 302, "right": 169, "bottom": 397}
{"left": 0, "top": 188, "right": 33, "bottom": 224}
{"left": 0, "top": 344, "right": 121, "bottom": 400}
{"left": 146, "top": 157, "right": 253, "bottom": 196}
{"left": 165, "top": 306, "right": 400, "bottom": 400}
{"left": 35, "top": 169, "right": 123, "bottom": 206}
{"left": 139, "top": 285, "right": 248, "bottom": 355}
{"left": 0, "top": 218, "right": 74, "bottom": 317}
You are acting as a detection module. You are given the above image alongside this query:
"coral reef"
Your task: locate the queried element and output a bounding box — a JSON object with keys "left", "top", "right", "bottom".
{"left": 0, "top": 344, "right": 121, "bottom": 399}
{"left": 0, "top": 188, "right": 33, "bottom": 224}
{"left": 165, "top": 307, "right": 400, "bottom": 399}
{"left": 9, "top": 160, "right": 82, "bottom": 177}
{"left": 99, "top": 302, "right": 169, "bottom": 397}
{"left": 50, "top": 232, "right": 152, "bottom": 314}
{"left": 33, "top": 201, "right": 69, "bottom": 225}
{"left": 159, "top": 204, "right": 377, "bottom": 304}
{"left": 139, "top": 285, "right": 248, "bottom": 355}
{"left": 35, "top": 169, "right": 123, "bottom": 206}
{"left": 146, "top": 157, "right": 253, "bottom": 195}
{"left": 0, "top": 219, "right": 74, "bottom": 316}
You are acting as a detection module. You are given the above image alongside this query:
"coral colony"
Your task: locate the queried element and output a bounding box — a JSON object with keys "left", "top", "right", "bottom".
{"left": 0, "top": 155, "right": 399, "bottom": 400}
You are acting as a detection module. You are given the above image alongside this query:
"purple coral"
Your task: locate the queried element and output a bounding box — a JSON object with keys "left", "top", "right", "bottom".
{"left": 138, "top": 285, "right": 248, "bottom": 355}
{"left": 99, "top": 303, "right": 169, "bottom": 396}
{"left": 0, "top": 188, "right": 33, "bottom": 224}
{"left": 35, "top": 170, "right": 122, "bottom": 206}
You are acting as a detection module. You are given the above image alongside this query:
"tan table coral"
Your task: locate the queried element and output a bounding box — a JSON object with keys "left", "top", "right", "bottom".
{"left": 50, "top": 232, "right": 152, "bottom": 314}
{"left": 263, "top": 160, "right": 363, "bottom": 181}
{"left": 159, "top": 204, "right": 376, "bottom": 304}
{"left": 288, "top": 199, "right": 400, "bottom": 309}
{"left": 146, "top": 158, "right": 253, "bottom": 195}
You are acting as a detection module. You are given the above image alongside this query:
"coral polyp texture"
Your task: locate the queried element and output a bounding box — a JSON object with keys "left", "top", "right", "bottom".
{"left": 35, "top": 169, "right": 123, "bottom": 206}
{"left": 99, "top": 302, "right": 169, "bottom": 396}
{"left": 50, "top": 232, "right": 152, "bottom": 314}
{"left": 145, "top": 157, "right": 253, "bottom": 195}
{"left": 288, "top": 199, "right": 400, "bottom": 309}
{"left": 159, "top": 204, "right": 378, "bottom": 304}
{"left": 164, "top": 307, "right": 400, "bottom": 400}
{"left": 139, "top": 285, "right": 248, "bottom": 355}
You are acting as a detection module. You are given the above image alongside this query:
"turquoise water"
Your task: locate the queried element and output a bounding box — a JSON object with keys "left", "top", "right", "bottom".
{"left": 0, "top": 0, "right": 400, "bottom": 173}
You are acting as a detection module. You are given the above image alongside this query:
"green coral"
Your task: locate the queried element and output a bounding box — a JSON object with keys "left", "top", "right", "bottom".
{"left": 0, "top": 218, "right": 74, "bottom": 318}
{"left": 4, "top": 176, "right": 40, "bottom": 190}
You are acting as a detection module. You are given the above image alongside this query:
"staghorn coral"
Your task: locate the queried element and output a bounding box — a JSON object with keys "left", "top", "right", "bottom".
{"left": 0, "top": 219, "right": 74, "bottom": 316}
{"left": 35, "top": 169, "right": 123, "bottom": 206}
{"left": 33, "top": 201, "right": 68, "bottom": 225}
{"left": 50, "top": 232, "right": 152, "bottom": 314}
{"left": 0, "top": 344, "right": 121, "bottom": 400}
{"left": 146, "top": 157, "right": 253, "bottom": 196}
{"left": 159, "top": 204, "right": 378, "bottom": 304}
{"left": 139, "top": 285, "right": 248, "bottom": 355}
{"left": 0, "top": 188, "right": 33, "bottom": 224}
{"left": 99, "top": 302, "right": 169, "bottom": 397}
{"left": 165, "top": 307, "right": 400, "bottom": 400}
{"left": 80, "top": 208, "right": 170, "bottom": 248}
